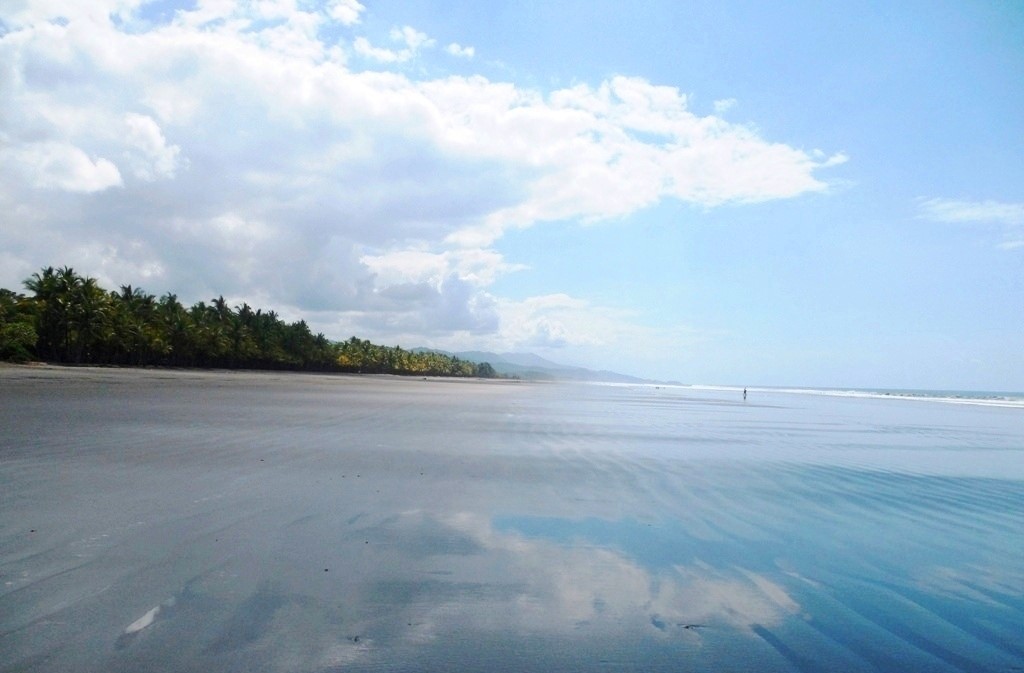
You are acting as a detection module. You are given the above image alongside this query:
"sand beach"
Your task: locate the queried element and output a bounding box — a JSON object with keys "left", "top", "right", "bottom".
{"left": 1, "top": 365, "right": 1022, "bottom": 672}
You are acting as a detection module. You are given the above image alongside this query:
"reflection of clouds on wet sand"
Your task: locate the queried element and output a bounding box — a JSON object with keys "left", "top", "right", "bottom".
{"left": 90, "top": 503, "right": 1024, "bottom": 673}
{"left": 394, "top": 511, "right": 801, "bottom": 642}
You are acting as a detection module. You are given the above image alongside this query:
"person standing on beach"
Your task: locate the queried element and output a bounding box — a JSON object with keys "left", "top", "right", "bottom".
{"left": 743, "top": 388, "right": 747, "bottom": 400}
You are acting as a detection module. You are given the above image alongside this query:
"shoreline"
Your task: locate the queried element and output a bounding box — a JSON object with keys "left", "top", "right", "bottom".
{"left": 5, "top": 363, "right": 1018, "bottom": 404}
{"left": 0, "top": 361, "right": 522, "bottom": 385}
{"left": 586, "top": 379, "right": 1024, "bottom": 409}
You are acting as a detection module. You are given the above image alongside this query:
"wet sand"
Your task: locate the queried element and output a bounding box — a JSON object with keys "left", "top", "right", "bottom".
{"left": 1, "top": 366, "right": 1023, "bottom": 672}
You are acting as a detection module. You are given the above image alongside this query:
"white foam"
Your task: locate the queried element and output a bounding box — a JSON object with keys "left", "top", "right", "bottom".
{"left": 685, "top": 384, "right": 1024, "bottom": 408}
{"left": 125, "top": 605, "right": 160, "bottom": 634}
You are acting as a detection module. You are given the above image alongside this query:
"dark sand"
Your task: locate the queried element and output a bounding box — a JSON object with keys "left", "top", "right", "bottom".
{"left": 1, "top": 365, "right": 1023, "bottom": 672}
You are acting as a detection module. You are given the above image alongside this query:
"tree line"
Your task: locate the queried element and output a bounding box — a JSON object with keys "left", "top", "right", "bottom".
{"left": 0, "top": 266, "right": 498, "bottom": 378}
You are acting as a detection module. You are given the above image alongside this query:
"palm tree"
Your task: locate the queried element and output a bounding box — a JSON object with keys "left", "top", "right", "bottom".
{"left": 11, "top": 264, "right": 499, "bottom": 376}
{"left": 24, "top": 267, "right": 61, "bottom": 360}
{"left": 55, "top": 266, "right": 83, "bottom": 360}
{"left": 0, "top": 289, "right": 38, "bottom": 362}
{"left": 70, "top": 277, "right": 111, "bottom": 363}
{"left": 111, "top": 284, "right": 160, "bottom": 364}
{"left": 158, "top": 292, "right": 193, "bottom": 366}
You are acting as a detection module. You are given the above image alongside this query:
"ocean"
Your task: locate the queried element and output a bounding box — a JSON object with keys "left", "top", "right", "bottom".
{"left": 683, "top": 382, "right": 1024, "bottom": 409}
{"left": 1, "top": 366, "right": 1022, "bottom": 672}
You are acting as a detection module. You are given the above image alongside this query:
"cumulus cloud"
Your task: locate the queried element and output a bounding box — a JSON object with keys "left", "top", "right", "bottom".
{"left": 327, "top": 0, "right": 365, "bottom": 26}
{"left": 123, "top": 113, "right": 184, "bottom": 180}
{"left": 2, "top": 142, "right": 123, "bottom": 193}
{"left": 446, "top": 42, "right": 475, "bottom": 59}
{"left": 354, "top": 25, "right": 435, "bottom": 63}
{"left": 438, "top": 76, "right": 846, "bottom": 246}
{"left": 392, "top": 25, "right": 434, "bottom": 51}
{"left": 361, "top": 248, "right": 526, "bottom": 288}
{"left": 496, "top": 294, "right": 610, "bottom": 349}
{"left": 0, "top": 0, "right": 845, "bottom": 361}
{"left": 352, "top": 36, "right": 402, "bottom": 63}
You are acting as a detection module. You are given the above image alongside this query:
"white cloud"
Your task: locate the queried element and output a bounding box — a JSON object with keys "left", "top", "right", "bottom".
{"left": 445, "top": 42, "right": 475, "bottom": 59}
{"left": 0, "top": 0, "right": 142, "bottom": 27}
{"left": 391, "top": 25, "right": 434, "bottom": 51}
{"left": 818, "top": 151, "right": 849, "bottom": 167}
{"left": 496, "top": 294, "right": 610, "bottom": 349}
{"left": 253, "top": 0, "right": 299, "bottom": 20}
{"left": 327, "top": 0, "right": 365, "bottom": 26}
{"left": 2, "top": 141, "right": 123, "bottom": 193}
{"left": 142, "top": 83, "right": 202, "bottom": 125}
{"left": 918, "top": 197, "right": 1024, "bottom": 250}
{"left": 361, "top": 248, "right": 526, "bottom": 288}
{"left": 354, "top": 25, "right": 435, "bottom": 63}
{"left": 123, "top": 113, "right": 184, "bottom": 180}
{"left": 918, "top": 197, "right": 1024, "bottom": 226}
{"left": 353, "top": 36, "right": 404, "bottom": 63}
{"left": 713, "top": 97, "right": 736, "bottom": 113}
{"left": 0, "top": 0, "right": 845, "bottom": 365}
{"left": 484, "top": 295, "right": 711, "bottom": 375}
{"left": 432, "top": 75, "right": 845, "bottom": 245}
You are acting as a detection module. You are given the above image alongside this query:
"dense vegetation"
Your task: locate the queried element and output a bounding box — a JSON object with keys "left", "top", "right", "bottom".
{"left": 0, "top": 266, "right": 498, "bottom": 378}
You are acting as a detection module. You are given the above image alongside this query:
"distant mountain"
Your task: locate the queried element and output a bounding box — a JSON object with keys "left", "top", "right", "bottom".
{"left": 412, "top": 349, "right": 652, "bottom": 383}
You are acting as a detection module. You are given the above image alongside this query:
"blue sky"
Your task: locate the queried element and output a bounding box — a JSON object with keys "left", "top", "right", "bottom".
{"left": 1, "top": 0, "right": 1021, "bottom": 389}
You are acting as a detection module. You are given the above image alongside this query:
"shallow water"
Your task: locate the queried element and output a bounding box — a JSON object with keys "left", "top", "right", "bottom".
{"left": 1, "top": 367, "right": 1022, "bottom": 672}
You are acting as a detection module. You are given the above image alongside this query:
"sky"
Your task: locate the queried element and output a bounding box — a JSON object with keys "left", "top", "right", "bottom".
{"left": 1, "top": 0, "right": 1022, "bottom": 390}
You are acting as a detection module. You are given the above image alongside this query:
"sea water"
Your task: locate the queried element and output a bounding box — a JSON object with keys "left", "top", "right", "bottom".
{"left": 1, "top": 368, "right": 1022, "bottom": 672}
